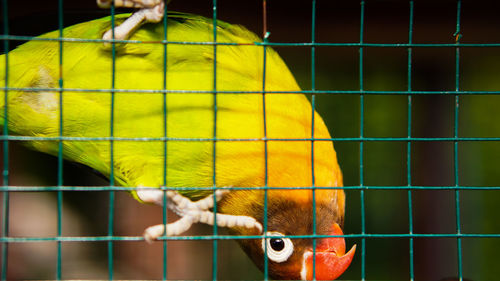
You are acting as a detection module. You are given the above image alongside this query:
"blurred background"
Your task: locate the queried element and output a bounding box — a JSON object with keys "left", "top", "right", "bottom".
{"left": 1, "top": 0, "right": 500, "bottom": 280}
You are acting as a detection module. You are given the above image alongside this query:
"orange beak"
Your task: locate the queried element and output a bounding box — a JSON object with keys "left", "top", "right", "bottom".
{"left": 301, "top": 223, "right": 356, "bottom": 280}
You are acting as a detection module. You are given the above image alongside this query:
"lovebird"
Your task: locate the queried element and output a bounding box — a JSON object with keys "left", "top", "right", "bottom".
{"left": 0, "top": 12, "right": 355, "bottom": 280}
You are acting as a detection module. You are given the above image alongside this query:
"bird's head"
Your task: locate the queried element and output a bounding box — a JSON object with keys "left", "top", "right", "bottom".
{"left": 221, "top": 190, "right": 356, "bottom": 280}
{"left": 216, "top": 97, "right": 355, "bottom": 279}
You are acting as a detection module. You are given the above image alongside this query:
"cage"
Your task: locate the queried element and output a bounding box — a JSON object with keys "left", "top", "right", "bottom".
{"left": 1, "top": 0, "right": 499, "bottom": 280}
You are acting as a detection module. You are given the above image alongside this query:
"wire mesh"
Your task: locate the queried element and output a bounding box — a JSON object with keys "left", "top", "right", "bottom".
{"left": 1, "top": 0, "right": 500, "bottom": 280}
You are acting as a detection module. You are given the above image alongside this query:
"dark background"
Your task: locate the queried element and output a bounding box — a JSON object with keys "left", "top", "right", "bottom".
{"left": 1, "top": 0, "right": 500, "bottom": 280}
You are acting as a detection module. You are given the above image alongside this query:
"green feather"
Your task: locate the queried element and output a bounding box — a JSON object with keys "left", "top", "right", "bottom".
{"left": 0, "top": 13, "right": 314, "bottom": 201}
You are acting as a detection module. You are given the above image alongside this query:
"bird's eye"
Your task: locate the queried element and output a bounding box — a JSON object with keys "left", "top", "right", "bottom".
{"left": 270, "top": 238, "right": 285, "bottom": 251}
{"left": 261, "top": 231, "right": 294, "bottom": 263}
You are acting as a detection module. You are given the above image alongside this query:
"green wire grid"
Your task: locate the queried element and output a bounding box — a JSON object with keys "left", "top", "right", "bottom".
{"left": 1, "top": 0, "right": 499, "bottom": 280}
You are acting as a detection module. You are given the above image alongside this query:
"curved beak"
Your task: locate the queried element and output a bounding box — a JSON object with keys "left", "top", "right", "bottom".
{"left": 301, "top": 223, "right": 356, "bottom": 280}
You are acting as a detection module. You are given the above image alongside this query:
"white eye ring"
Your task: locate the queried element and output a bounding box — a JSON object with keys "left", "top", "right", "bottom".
{"left": 261, "top": 231, "right": 294, "bottom": 263}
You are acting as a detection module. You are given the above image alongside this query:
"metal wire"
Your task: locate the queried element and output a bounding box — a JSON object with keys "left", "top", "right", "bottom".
{"left": 108, "top": 3, "right": 117, "bottom": 280}
{"left": 311, "top": 0, "right": 317, "bottom": 278}
{"left": 2, "top": 231, "right": 499, "bottom": 242}
{"left": 454, "top": 1, "right": 464, "bottom": 280}
{"left": 1, "top": 185, "right": 500, "bottom": 192}
{"left": 261, "top": 3, "right": 270, "bottom": 279}
{"left": 359, "top": 1, "right": 366, "bottom": 280}
{"left": 211, "top": 1, "right": 219, "bottom": 279}
{"left": 4, "top": 86, "right": 500, "bottom": 95}
{"left": 161, "top": 2, "right": 169, "bottom": 280}
{"left": 407, "top": 1, "right": 415, "bottom": 280}
{"left": 3, "top": 33, "right": 500, "bottom": 48}
{"left": 56, "top": 0, "right": 64, "bottom": 279}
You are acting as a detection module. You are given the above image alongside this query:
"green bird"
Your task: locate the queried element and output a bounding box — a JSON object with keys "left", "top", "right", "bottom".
{"left": 0, "top": 13, "right": 355, "bottom": 280}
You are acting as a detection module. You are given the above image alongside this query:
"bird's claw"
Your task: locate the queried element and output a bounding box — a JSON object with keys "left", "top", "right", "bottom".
{"left": 97, "top": 0, "right": 165, "bottom": 45}
{"left": 97, "top": 0, "right": 162, "bottom": 9}
{"left": 140, "top": 189, "right": 263, "bottom": 242}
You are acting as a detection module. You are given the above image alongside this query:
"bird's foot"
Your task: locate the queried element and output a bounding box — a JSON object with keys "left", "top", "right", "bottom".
{"left": 97, "top": 0, "right": 162, "bottom": 9}
{"left": 137, "top": 188, "right": 263, "bottom": 242}
{"left": 97, "top": 0, "right": 165, "bottom": 44}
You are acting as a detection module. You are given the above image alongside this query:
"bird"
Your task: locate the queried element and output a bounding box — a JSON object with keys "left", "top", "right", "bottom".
{"left": 0, "top": 12, "right": 355, "bottom": 280}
